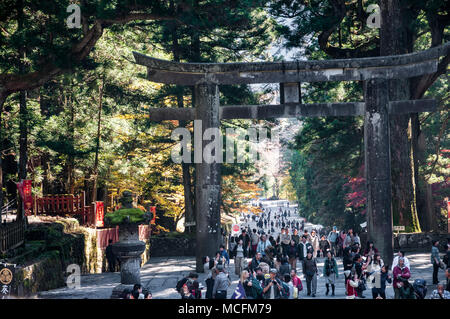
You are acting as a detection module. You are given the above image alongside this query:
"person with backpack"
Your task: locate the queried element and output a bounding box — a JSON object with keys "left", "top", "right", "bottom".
{"left": 262, "top": 268, "right": 283, "bottom": 299}
{"left": 278, "top": 256, "right": 291, "bottom": 278}
{"left": 282, "top": 274, "right": 293, "bottom": 299}
{"left": 290, "top": 269, "right": 303, "bottom": 299}
{"left": 327, "top": 226, "right": 338, "bottom": 256}
{"left": 302, "top": 250, "right": 318, "bottom": 297}
{"left": 323, "top": 251, "right": 338, "bottom": 296}
{"left": 212, "top": 265, "right": 231, "bottom": 299}
{"left": 177, "top": 272, "right": 201, "bottom": 299}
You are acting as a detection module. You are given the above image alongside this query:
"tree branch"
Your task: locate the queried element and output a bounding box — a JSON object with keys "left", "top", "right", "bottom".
{"left": 0, "top": 13, "right": 178, "bottom": 103}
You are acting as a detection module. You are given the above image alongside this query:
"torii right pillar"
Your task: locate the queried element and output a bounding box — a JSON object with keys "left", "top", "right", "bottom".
{"left": 364, "top": 78, "right": 393, "bottom": 266}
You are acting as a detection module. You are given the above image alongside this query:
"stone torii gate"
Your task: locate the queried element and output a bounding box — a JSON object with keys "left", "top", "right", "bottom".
{"left": 133, "top": 42, "right": 449, "bottom": 272}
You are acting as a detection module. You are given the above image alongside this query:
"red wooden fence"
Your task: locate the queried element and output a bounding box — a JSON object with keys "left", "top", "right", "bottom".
{"left": 31, "top": 193, "right": 97, "bottom": 227}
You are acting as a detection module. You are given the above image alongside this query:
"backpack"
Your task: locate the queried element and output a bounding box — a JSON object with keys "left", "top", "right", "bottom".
{"left": 412, "top": 279, "right": 427, "bottom": 299}
{"left": 176, "top": 278, "right": 187, "bottom": 293}
{"left": 280, "top": 281, "right": 290, "bottom": 299}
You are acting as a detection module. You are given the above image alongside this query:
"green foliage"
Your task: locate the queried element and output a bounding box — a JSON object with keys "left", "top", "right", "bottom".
{"left": 104, "top": 208, "right": 145, "bottom": 225}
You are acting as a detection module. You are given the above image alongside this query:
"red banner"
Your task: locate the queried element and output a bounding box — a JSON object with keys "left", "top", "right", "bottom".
{"left": 95, "top": 201, "right": 105, "bottom": 228}
{"left": 16, "top": 180, "right": 33, "bottom": 215}
{"left": 150, "top": 206, "right": 156, "bottom": 225}
{"left": 447, "top": 198, "right": 449, "bottom": 233}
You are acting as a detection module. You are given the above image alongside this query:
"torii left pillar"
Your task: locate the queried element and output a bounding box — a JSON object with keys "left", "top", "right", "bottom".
{"left": 194, "top": 82, "right": 222, "bottom": 272}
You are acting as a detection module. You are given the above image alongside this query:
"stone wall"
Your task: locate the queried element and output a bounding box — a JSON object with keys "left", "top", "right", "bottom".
{"left": 149, "top": 235, "right": 196, "bottom": 257}
{"left": 10, "top": 217, "right": 151, "bottom": 296}
{"left": 394, "top": 232, "right": 449, "bottom": 251}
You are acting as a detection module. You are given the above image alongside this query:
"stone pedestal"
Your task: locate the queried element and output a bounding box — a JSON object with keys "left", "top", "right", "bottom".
{"left": 110, "top": 223, "right": 145, "bottom": 298}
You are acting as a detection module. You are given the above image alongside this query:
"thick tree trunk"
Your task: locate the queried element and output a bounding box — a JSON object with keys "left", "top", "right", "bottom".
{"left": 169, "top": 3, "right": 196, "bottom": 233}
{"left": 92, "top": 79, "right": 104, "bottom": 203}
{"left": 0, "top": 101, "right": 3, "bottom": 223}
{"left": 380, "top": 0, "right": 421, "bottom": 233}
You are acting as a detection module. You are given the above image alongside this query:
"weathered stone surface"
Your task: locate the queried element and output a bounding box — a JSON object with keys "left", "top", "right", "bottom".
{"left": 394, "top": 232, "right": 449, "bottom": 250}
{"left": 149, "top": 236, "right": 196, "bottom": 257}
{"left": 398, "top": 234, "right": 408, "bottom": 248}
{"left": 133, "top": 42, "right": 449, "bottom": 85}
{"left": 364, "top": 79, "right": 393, "bottom": 265}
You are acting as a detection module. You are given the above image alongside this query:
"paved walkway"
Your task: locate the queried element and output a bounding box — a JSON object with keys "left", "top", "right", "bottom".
{"left": 37, "top": 252, "right": 447, "bottom": 299}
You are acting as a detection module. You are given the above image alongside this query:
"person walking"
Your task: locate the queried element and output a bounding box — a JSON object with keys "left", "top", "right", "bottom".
{"left": 291, "top": 229, "right": 300, "bottom": 245}
{"left": 278, "top": 256, "right": 291, "bottom": 278}
{"left": 344, "top": 229, "right": 354, "bottom": 249}
{"left": 212, "top": 265, "right": 231, "bottom": 299}
{"left": 257, "top": 234, "right": 272, "bottom": 257}
{"left": 290, "top": 269, "right": 303, "bottom": 299}
{"left": 219, "top": 245, "right": 230, "bottom": 268}
{"left": 302, "top": 250, "right": 318, "bottom": 297}
{"left": 286, "top": 240, "right": 298, "bottom": 271}
{"left": 298, "top": 235, "right": 312, "bottom": 266}
{"left": 319, "top": 235, "right": 330, "bottom": 258}
{"left": 280, "top": 228, "right": 291, "bottom": 256}
{"left": 238, "top": 230, "right": 251, "bottom": 258}
{"left": 431, "top": 240, "right": 441, "bottom": 285}
{"left": 323, "top": 251, "right": 338, "bottom": 296}
{"left": 310, "top": 230, "right": 320, "bottom": 258}
{"left": 337, "top": 231, "right": 346, "bottom": 257}
{"left": 251, "top": 229, "right": 259, "bottom": 257}
{"left": 327, "top": 226, "right": 338, "bottom": 256}
{"left": 105, "top": 239, "right": 117, "bottom": 272}
{"left": 234, "top": 239, "right": 246, "bottom": 275}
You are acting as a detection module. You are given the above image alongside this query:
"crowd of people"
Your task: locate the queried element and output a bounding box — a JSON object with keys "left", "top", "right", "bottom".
{"left": 114, "top": 205, "right": 450, "bottom": 300}
{"left": 175, "top": 207, "right": 450, "bottom": 300}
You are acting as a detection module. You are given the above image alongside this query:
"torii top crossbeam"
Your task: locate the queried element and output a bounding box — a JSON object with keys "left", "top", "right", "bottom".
{"left": 133, "top": 42, "right": 449, "bottom": 85}
{"left": 132, "top": 43, "right": 448, "bottom": 121}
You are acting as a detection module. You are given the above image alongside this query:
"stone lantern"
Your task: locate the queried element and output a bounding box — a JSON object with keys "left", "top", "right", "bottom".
{"left": 109, "top": 191, "right": 149, "bottom": 298}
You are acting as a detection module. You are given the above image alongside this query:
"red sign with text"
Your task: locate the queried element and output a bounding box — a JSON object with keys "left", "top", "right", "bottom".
{"left": 95, "top": 202, "right": 105, "bottom": 228}
{"left": 16, "top": 180, "right": 33, "bottom": 215}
